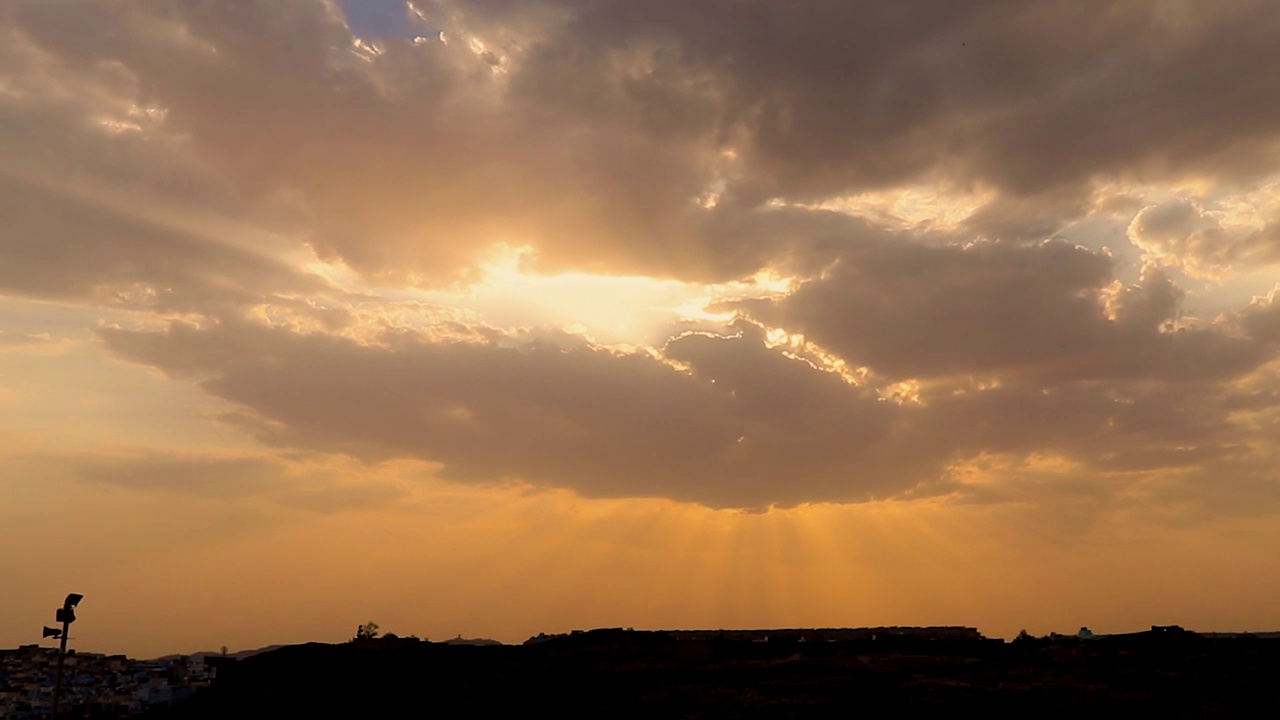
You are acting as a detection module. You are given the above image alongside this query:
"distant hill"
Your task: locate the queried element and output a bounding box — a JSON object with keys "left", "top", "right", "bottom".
{"left": 441, "top": 636, "right": 503, "bottom": 646}
{"left": 139, "top": 628, "right": 1280, "bottom": 718}
{"left": 148, "top": 645, "right": 287, "bottom": 664}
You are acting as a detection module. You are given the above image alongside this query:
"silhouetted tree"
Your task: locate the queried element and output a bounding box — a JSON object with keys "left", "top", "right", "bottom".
{"left": 355, "top": 621, "right": 380, "bottom": 641}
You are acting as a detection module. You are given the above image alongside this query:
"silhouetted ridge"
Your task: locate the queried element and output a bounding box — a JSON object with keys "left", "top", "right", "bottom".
{"left": 139, "top": 628, "right": 1280, "bottom": 718}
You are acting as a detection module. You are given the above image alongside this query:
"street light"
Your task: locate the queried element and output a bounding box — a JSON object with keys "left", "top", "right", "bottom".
{"left": 45, "top": 592, "right": 83, "bottom": 720}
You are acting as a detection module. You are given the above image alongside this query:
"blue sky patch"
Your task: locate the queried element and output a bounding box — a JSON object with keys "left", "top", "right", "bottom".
{"left": 337, "top": 0, "right": 415, "bottom": 40}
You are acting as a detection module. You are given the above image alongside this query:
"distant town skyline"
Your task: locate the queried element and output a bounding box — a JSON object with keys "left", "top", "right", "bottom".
{"left": 6, "top": 0, "right": 1280, "bottom": 658}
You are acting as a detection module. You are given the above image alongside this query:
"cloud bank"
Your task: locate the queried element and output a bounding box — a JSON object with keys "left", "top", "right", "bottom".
{"left": 5, "top": 0, "right": 1280, "bottom": 509}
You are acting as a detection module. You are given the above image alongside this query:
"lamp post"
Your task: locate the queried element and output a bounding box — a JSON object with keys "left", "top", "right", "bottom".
{"left": 43, "top": 592, "right": 83, "bottom": 720}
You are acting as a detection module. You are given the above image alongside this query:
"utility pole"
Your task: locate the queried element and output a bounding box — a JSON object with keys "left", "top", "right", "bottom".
{"left": 43, "top": 593, "right": 83, "bottom": 720}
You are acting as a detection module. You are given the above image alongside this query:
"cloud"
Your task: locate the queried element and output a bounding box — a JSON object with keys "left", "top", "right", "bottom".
{"left": 0, "top": 331, "right": 60, "bottom": 352}
{"left": 732, "top": 238, "right": 1267, "bottom": 386}
{"left": 474, "top": 0, "right": 1280, "bottom": 205}
{"left": 1238, "top": 286, "right": 1280, "bottom": 345}
{"left": 97, "top": 318, "right": 934, "bottom": 508}
{"left": 9, "top": 0, "right": 1280, "bottom": 292}
{"left": 7, "top": 0, "right": 1280, "bottom": 515}
{"left": 97, "top": 298, "right": 1280, "bottom": 509}
{"left": 0, "top": 19, "right": 326, "bottom": 311}
{"left": 1126, "top": 199, "right": 1280, "bottom": 278}
{"left": 9, "top": 449, "right": 409, "bottom": 513}
{"left": 4, "top": 0, "right": 725, "bottom": 286}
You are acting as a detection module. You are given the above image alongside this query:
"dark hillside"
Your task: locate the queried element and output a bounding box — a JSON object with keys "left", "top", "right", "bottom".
{"left": 141, "top": 629, "right": 1280, "bottom": 719}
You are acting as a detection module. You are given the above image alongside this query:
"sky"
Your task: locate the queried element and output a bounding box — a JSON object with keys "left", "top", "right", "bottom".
{"left": 6, "top": 0, "right": 1280, "bottom": 658}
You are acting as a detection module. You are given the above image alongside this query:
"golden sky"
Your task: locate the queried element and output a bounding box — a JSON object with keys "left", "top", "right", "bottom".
{"left": 6, "top": 0, "right": 1280, "bottom": 657}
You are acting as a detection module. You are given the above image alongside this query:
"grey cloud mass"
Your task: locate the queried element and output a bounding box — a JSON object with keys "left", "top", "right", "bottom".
{"left": 0, "top": 20, "right": 325, "bottom": 310}
{"left": 98, "top": 306, "right": 1278, "bottom": 508}
{"left": 733, "top": 239, "right": 1267, "bottom": 385}
{"left": 6, "top": 0, "right": 1280, "bottom": 509}
{"left": 419, "top": 0, "right": 1280, "bottom": 220}
{"left": 1127, "top": 199, "right": 1280, "bottom": 278}
{"left": 9, "top": 0, "right": 1280, "bottom": 290}
{"left": 99, "top": 319, "right": 934, "bottom": 508}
